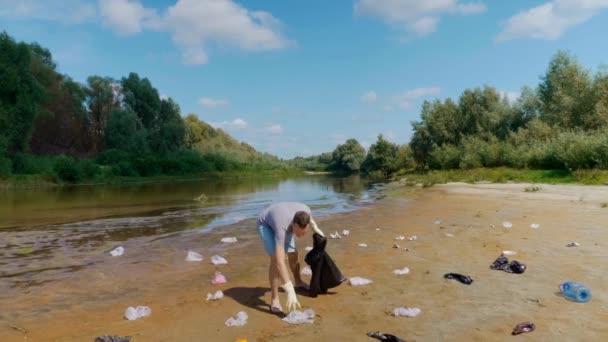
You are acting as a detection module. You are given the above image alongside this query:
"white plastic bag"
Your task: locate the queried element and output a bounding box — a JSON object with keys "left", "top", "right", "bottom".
{"left": 211, "top": 255, "right": 228, "bottom": 265}
{"left": 408, "top": 235, "right": 417, "bottom": 241}
{"left": 393, "top": 267, "right": 410, "bottom": 275}
{"left": 395, "top": 236, "right": 405, "bottom": 241}
{"left": 301, "top": 265, "right": 313, "bottom": 276}
{"left": 305, "top": 246, "right": 313, "bottom": 252}
{"left": 330, "top": 231, "right": 342, "bottom": 239}
{"left": 206, "top": 290, "right": 224, "bottom": 301}
{"left": 185, "top": 251, "right": 203, "bottom": 262}
{"left": 221, "top": 237, "right": 237, "bottom": 243}
{"left": 393, "top": 307, "right": 421, "bottom": 317}
{"left": 349, "top": 277, "right": 372, "bottom": 286}
{"left": 342, "top": 230, "right": 350, "bottom": 236}
{"left": 225, "top": 311, "right": 248, "bottom": 327}
{"left": 502, "top": 222, "right": 513, "bottom": 228}
{"left": 530, "top": 223, "right": 540, "bottom": 229}
{"left": 110, "top": 246, "right": 124, "bottom": 257}
{"left": 124, "top": 306, "right": 151, "bottom": 320}
{"left": 358, "top": 243, "right": 368, "bottom": 248}
{"left": 282, "top": 309, "right": 315, "bottom": 324}
{"left": 502, "top": 250, "right": 517, "bottom": 256}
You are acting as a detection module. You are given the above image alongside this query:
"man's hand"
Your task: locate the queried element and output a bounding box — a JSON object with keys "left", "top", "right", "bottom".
{"left": 282, "top": 281, "right": 301, "bottom": 312}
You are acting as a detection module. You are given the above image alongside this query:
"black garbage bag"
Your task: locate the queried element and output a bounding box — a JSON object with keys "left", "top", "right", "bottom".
{"left": 367, "top": 331, "right": 407, "bottom": 342}
{"left": 490, "top": 255, "right": 527, "bottom": 274}
{"left": 304, "top": 233, "right": 346, "bottom": 297}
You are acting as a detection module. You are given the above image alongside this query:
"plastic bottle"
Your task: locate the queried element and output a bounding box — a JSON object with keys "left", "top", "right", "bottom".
{"left": 560, "top": 282, "right": 591, "bottom": 303}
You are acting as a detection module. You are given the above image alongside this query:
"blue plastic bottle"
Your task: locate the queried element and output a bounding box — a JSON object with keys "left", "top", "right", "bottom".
{"left": 560, "top": 282, "right": 591, "bottom": 303}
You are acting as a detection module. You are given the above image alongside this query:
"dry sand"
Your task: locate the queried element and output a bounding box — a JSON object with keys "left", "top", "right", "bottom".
{"left": 2, "top": 182, "right": 608, "bottom": 341}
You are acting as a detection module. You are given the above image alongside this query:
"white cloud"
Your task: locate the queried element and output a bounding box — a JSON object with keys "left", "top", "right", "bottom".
{"left": 263, "top": 124, "right": 283, "bottom": 135}
{"left": 361, "top": 90, "right": 378, "bottom": 103}
{"left": 99, "top": 0, "right": 160, "bottom": 35}
{"left": 0, "top": 0, "right": 96, "bottom": 23}
{"left": 199, "top": 97, "right": 229, "bottom": 108}
{"left": 497, "top": 0, "right": 608, "bottom": 42}
{"left": 210, "top": 118, "right": 248, "bottom": 130}
{"left": 354, "top": 0, "right": 486, "bottom": 38}
{"left": 393, "top": 87, "right": 441, "bottom": 109}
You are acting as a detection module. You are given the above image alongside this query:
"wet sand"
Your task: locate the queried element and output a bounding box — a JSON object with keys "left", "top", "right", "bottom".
{"left": 3, "top": 182, "right": 608, "bottom": 341}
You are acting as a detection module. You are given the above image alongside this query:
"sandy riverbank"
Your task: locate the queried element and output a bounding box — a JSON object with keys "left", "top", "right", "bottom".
{"left": 3, "top": 182, "right": 608, "bottom": 341}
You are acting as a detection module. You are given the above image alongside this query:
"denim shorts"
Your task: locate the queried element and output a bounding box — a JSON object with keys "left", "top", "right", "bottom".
{"left": 257, "top": 224, "right": 296, "bottom": 255}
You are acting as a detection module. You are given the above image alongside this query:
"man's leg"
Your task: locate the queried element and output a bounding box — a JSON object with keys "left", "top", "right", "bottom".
{"left": 269, "top": 256, "right": 282, "bottom": 311}
{"left": 288, "top": 251, "right": 308, "bottom": 289}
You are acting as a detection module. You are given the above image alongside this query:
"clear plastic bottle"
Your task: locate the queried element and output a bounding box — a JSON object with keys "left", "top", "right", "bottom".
{"left": 560, "top": 282, "right": 591, "bottom": 303}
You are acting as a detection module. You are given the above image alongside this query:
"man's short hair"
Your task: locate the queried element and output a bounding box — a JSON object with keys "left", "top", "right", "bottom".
{"left": 293, "top": 211, "right": 310, "bottom": 228}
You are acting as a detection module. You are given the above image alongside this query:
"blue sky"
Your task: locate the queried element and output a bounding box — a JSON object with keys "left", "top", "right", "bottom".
{"left": 1, "top": 0, "right": 608, "bottom": 159}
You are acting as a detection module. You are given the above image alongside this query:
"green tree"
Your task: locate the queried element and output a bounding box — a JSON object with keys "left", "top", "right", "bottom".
{"left": 85, "top": 76, "right": 120, "bottom": 152}
{"left": 121, "top": 72, "right": 161, "bottom": 130}
{"left": 331, "top": 138, "right": 366, "bottom": 173}
{"left": 149, "top": 97, "right": 185, "bottom": 154}
{"left": 105, "top": 108, "right": 149, "bottom": 155}
{"left": 362, "top": 134, "right": 399, "bottom": 176}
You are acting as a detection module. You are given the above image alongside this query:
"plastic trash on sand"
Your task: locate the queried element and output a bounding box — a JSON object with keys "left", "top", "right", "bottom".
{"left": 211, "top": 271, "right": 227, "bottom": 285}
{"left": 211, "top": 255, "right": 228, "bottom": 265}
{"left": 434, "top": 219, "right": 442, "bottom": 225}
{"left": 566, "top": 242, "right": 580, "bottom": 247}
{"left": 349, "top": 277, "right": 373, "bottom": 286}
{"left": 110, "top": 246, "right": 124, "bottom": 257}
{"left": 502, "top": 222, "right": 513, "bottom": 228}
{"left": 124, "top": 306, "right": 151, "bottom": 320}
{"left": 408, "top": 235, "right": 417, "bottom": 241}
{"left": 560, "top": 281, "right": 591, "bottom": 303}
{"left": 301, "top": 265, "right": 313, "bottom": 276}
{"left": 94, "top": 335, "right": 131, "bottom": 342}
{"left": 221, "top": 237, "right": 237, "bottom": 243}
{"left": 375, "top": 228, "right": 381, "bottom": 231}
{"left": 530, "top": 223, "right": 540, "bottom": 229}
{"left": 445, "top": 233, "right": 454, "bottom": 237}
{"left": 330, "top": 231, "right": 342, "bottom": 239}
{"left": 185, "top": 251, "right": 203, "bottom": 262}
{"left": 225, "top": 311, "right": 248, "bottom": 327}
{"left": 502, "top": 250, "right": 517, "bottom": 256}
{"left": 358, "top": 243, "right": 368, "bottom": 248}
{"left": 393, "top": 243, "right": 400, "bottom": 248}
{"left": 206, "top": 290, "right": 224, "bottom": 301}
{"left": 342, "top": 229, "right": 350, "bottom": 236}
{"left": 282, "top": 309, "right": 315, "bottom": 324}
{"left": 393, "top": 307, "right": 421, "bottom": 317}
{"left": 395, "top": 236, "right": 405, "bottom": 241}
{"left": 305, "top": 246, "right": 313, "bottom": 252}
{"left": 393, "top": 267, "right": 410, "bottom": 275}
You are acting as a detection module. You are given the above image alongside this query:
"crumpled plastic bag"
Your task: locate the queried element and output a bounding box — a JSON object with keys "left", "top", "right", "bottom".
{"left": 124, "top": 306, "right": 151, "bottom": 320}
{"left": 185, "top": 251, "right": 203, "bottom": 262}
{"left": 305, "top": 246, "right": 313, "bottom": 252}
{"left": 358, "top": 243, "right": 368, "bottom": 247}
{"left": 206, "top": 290, "right": 224, "bottom": 301}
{"left": 330, "top": 231, "right": 341, "bottom": 239}
{"left": 502, "top": 222, "right": 513, "bottom": 228}
{"left": 393, "top": 267, "right": 410, "bottom": 275}
{"left": 211, "top": 271, "right": 227, "bottom": 285}
{"left": 349, "top": 277, "right": 373, "bottom": 286}
{"left": 282, "top": 309, "right": 315, "bottom": 324}
{"left": 530, "top": 223, "right": 540, "bottom": 229}
{"left": 342, "top": 230, "right": 350, "bottom": 236}
{"left": 211, "top": 255, "right": 228, "bottom": 265}
{"left": 301, "top": 265, "right": 313, "bottom": 276}
{"left": 221, "top": 237, "right": 237, "bottom": 243}
{"left": 225, "top": 311, "right": 248, "bottom": 327}
{"left": 110, "top": 246, "right": 124, "bottom": 257}
{"left": 395, "top": 236, "right": 405, "bottom": 241}
{"left": 393, "top": 307, "right": 421, "bottom": 317}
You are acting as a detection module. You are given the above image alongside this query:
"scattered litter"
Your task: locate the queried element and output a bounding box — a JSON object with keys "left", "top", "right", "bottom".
{"left": 330, "top": 231, "right": 342, "bottom": 239}
{"left": 560, "top": 281, "right": 591, "bottom": 302}
{"left": 211, "top": 271, "right": 227, "bottom": 285}
{"left": 358, "top": 243, "right": 368, "bottom": 248}
{"left": 225, "top": 311, "right": 248, "bottom": 327}
{"left": 393, "top": 267, "right": 410, "bottom": 275}
{"left": 367, "top": 331, "right": 407, "bottom": 342}
{"left": 395, "top": 236, "right": 405, "bottom": 241}
{"left": 375, "top": 228, "right": 381, "bottom": 231}
{"left": 110, "top": 246, "right": 124, "bottom": 257}
{"left": 502, "top": 222, "right": 513, "bottom": 228}
{"left": 512, "top": 322, "right": 536, "bottom": 335}
{"left": 185, "top": 251, "right": 203, "bottom": 262}
{"left": 392, "top": 244, "right": 400, "bottom": 248}
{"left": 490, "top": 255, "right": 526, "bottom": 274}
{"left": 342, "top": 230, "right": 350, "bottom": 236}
{"left": 301, "top": 265, "right": 313, "bottom": 276}
{"left": 489, "top": 224, "right": 496, "bottom": 228}
{"left": 407, "top": 235, "right": 417, "bottom": 241}
{"left": 434, "top": 219, "right": 442, "bottom": 225}
{"left": 530, "top": 223, "right": 540, "bottom": 229}
{"left": 305, "top": 246, "right": 313, "bottom": 252}
{"left": 566, "top": 242, "right": 580, "bottom": 247}
{"left": 445, "top": 233, "right": 454, "bottom": 237}
{"left": 221, "top": 237, "right": 237, "bottom": 243}
{"left": 393, "top": 307, "right": 421, "bottom": 317}
{"left": 206, "top": 290, "right": 224, "bottom": 301}
{"left": 502, "top": 250, "right": 517, "bottom": 256}
{"left": 124, "top": 306, "right": 151, "bottom": 321}
{"left": 211, "top": 255, "right": 228, "bottom": 265}
{"left": 94, "top": 335, "right": 131, "bottom": 342}
{"left": 444, "top": 273, "right": 473, "bottom": 285}
{"left": 349, "top": 277, "right": 373, "bottom": 286}
{"left": 403, "top": 248, "right": 409, "bottom": 252}
{"left": 282, "top": 309, "right": 315, "bottom": 324}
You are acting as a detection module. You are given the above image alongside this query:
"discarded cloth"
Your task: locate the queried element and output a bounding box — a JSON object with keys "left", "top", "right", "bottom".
{"left": 393, "top": 307, "right": 420, "bottom": 317}
{"left": 349, "top": 277, "right": 373, "bottom": 286}
{"left": 124, "top": 306, "right": 151, "bottom": 320}
{"left": 444, "top": 273, "right": 473, "bottom": 285}
{"left": 367, "top": 331, "right": 407, "bottom": 342}
{"left": 185, "top": 251, "right": 203, "bottom": 262}
{"left": 305, "top": 233, "right": 346, "bottom": 296}
{"left": 206, "top": 290, "right": 224, "bottom": 301}
{"left": 110, "top": 246, "right": 124, "bottom": 257}
{"left": 211, "top": 255, "right": 228, "bottom": 265}
{"left": 94, "top": 336, "right": 131, "bottom": 342}
{"left": 211, "top": 271, "right": 227, "bottom": 285}
{"left": 512, "top": 322, "right": 535, "bottom": 335}
{"left": 490, "top": 255, "right": 527, "bottom": 274}
{"left": 282, "top": 309, "right": 315, "bottom": 324}
{"left": 225, "top": 311, "right": 248, "bottom": 327}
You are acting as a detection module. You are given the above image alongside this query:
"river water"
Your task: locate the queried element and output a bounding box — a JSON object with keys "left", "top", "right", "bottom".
{"left": 0, "top": 175, "right": 385, "bottom": 306}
